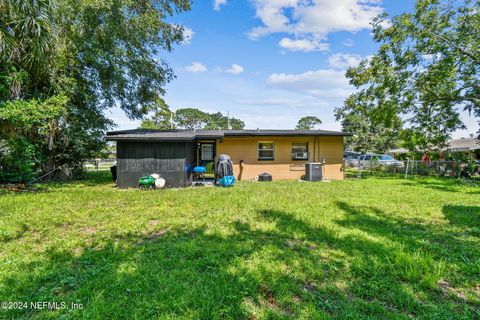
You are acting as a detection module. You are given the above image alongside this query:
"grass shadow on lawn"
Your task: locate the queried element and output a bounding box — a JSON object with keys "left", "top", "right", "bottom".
{"left": 442, "top": 205, "right": 480, "bottom": 230}
{"left": 29, "top": 171, "right": 116, "bottom": 194}
{"left": 334, "top": 202, "right": 480, "bottom": 307}
{"left": 399, "top": 179, "right": 464, "bottom": 193}
{"left": 43, "top": 171, "right": 115, "bottom": 189}
{"left": 346, "top": 174, "right": 469, "bottom": 193}
{"left": 2, "top": 208, "right": 479, "bottom": 319}
{"left": 0, "top": 172, "right": 115, "bottom": 198}
{"left": 335, "top": 202, "right": 480, "bottom": 263}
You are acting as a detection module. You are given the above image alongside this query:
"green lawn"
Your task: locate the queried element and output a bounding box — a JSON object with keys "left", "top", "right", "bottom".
{"left": 0, "top": 173, "right": 479, "bottom": 319}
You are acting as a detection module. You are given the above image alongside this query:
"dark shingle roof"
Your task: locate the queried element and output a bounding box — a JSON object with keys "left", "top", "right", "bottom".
{"left": 106, "top": 129, "right": 353, "bottom": 141}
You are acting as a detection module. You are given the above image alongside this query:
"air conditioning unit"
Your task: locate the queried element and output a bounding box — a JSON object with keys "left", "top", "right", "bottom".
{"left": 305, "top": 162, "right": 323, "bottom": 181}
{"left": 292, "top": 152, "right": 309, "bottom": 160}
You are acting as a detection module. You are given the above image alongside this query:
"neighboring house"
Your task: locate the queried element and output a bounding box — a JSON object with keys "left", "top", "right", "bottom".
{"left": 447, "top": 137, "right": 480, "bottom": 153}
{"left": 106, "top": 129, "right": 352, "bottom": 188}
{"left": 389, "top": 137, "right": 480, "bottom": 158}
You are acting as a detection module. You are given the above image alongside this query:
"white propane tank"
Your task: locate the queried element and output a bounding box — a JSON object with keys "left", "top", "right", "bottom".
{"left": 155, "top": 178, "right": 166, "bottom": 189}
{"left": 151, "top": 173, "right": 160, "bottom": 179}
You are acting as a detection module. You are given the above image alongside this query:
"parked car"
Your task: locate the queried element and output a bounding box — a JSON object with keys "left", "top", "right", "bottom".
{"left": 357, "top": 154, "right": 404, "bottom": 170}
{"left": 344, "top": 154, "right": 360, "bottom": 168}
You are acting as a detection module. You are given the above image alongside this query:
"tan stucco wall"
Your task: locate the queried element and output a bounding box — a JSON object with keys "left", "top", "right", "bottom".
{"left": 316, "top": 136, "right": 345, "bottom": 180}
{"left": 216, "top": 136, "right": 345, "bottom": 180}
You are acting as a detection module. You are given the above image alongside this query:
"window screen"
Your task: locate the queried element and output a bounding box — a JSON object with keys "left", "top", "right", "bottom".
{"left": 258, "top": 142, "right": 274, "bottom": 160}
{"left": 292, "top": 142, "right": 308, "bottom": 154}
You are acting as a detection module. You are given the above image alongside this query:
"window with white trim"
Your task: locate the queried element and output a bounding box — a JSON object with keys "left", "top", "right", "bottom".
{"left": 258, "top": 142, "right": 274, "bottom": 160}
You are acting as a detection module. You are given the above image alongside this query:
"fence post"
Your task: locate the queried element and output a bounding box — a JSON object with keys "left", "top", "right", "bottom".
{"left": 357, "top": 157, "right": 361, "bottom": 179}
{"left": 405, "top": 160, "right": 409, "bottom": 179}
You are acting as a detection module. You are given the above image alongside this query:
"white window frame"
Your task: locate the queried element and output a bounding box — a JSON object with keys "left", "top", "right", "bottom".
{"left": 258, "top": 141, "right": 275, "bottom": 160}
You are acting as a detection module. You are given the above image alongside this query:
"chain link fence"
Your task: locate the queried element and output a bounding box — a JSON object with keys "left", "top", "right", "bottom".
{"left": 84, "top": 159, "right": 117, "bottom": 172}
{"left": 344, "top": 159, "right": 479, "bottom": 179}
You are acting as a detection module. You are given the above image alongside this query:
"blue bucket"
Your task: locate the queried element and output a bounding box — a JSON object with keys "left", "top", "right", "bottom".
{"left": 218, "top": 175, "right": 235, "bottom": 187}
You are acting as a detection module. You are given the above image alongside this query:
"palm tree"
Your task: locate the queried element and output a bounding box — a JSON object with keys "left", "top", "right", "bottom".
{"left": 0, "top": 0, "right": 58, "bottom": 97}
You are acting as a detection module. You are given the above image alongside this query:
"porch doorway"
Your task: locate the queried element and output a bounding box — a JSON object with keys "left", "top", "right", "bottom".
{"left": 196, "top": 142, "right": 216, "bottom": 178}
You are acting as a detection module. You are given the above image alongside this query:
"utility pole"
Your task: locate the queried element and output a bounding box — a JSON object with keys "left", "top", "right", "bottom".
{"left": 227, "top": 110, "right": 232, "bottom": 130}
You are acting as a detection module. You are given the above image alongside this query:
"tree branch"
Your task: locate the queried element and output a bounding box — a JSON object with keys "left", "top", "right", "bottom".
{"left": 421, "top": 27, "right": 480, "bottom": 63}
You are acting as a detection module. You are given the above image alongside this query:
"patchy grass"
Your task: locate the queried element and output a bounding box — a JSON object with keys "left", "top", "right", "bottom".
{"left": 0, "top": 172, "right": 479, "bottom": 319}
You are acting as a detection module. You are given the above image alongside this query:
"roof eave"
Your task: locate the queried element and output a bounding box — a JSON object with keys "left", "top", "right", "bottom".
{"left": 105, "top": 137, "right": 196, "bottom": 142}
{"left": 223, "top": 132, "right": 353, "bottom": 137}
{"left": 104, "top": 130, "right": 354, "bottom": 141}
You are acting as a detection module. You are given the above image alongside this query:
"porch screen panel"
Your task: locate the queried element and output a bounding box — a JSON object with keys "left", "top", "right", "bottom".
{"left": 201, "top": 144, "right": 214, "bottom": 161}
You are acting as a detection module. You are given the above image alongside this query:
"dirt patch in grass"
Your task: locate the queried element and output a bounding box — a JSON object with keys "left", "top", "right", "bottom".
{"left": 473, "top": 284, "right": 480, "bottom": 298}
{"left": 291, "top": 295, "right": 302, "bottom": 304}
{"left": 285, "top": 239, "right": 317, "bottom": 251}
{"left": 146, "top": 229, "right": 168, "bottom": 239}
{"left": 148, "top": 219, "right": 160, "bottom": 226}
{"left": 0, "top": 183, "right": 28, "bottom": 192}
{"left": 134, "top": 229, "right": 169, "bottom": 246}
{"left": 259, "top": 284, "right": 294, "bottom": 317}
{"left": 60, "top": 223, "right": 71, "bottom": 231}
{"left": 81, "top": 227, "right": 97, "bottom": 235}
{"left": 437, "top": 279, "right": 468, "bottom": 302}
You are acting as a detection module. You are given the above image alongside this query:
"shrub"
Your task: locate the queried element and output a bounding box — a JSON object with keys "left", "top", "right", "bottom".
{"left": 0, "top": 138, "right": 39, "bottom": 183}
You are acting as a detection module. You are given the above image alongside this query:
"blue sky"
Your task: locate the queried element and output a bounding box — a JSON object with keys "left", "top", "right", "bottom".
{"left": 108, "top": 0, "right": 478, "bottom": 138}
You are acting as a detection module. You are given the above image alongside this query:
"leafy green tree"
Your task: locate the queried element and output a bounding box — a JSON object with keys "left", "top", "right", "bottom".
{"left": 340, "top": 0, "right": 478, "bottom": 151}
{"left": 0, "top": 0, "right": 191, "bottom": 181}
{"left": 296, "top": 116, "right": 322, "bottom": 130}
{"left": 335, "top": 96, "right": 403, "bottom": 153}
{"left": 0, "top": 95, "right": 68, "bottom": 180}
{"left": 224, "top": 117, "right": 245, "bottom": 130}
{"left": 58, "top": 0, "right": 191, "bottom": 119}
{"left": 174, "top": 108, "right": 208, "bottom": 129}
{"left": 204, "top": 112, "right": 245, "bottom": 130}
{"left": 173, "top": 109, "right": 245, "bottom": 130}
{"left": 140, "top": 98, "right": 174, "bottom": 130}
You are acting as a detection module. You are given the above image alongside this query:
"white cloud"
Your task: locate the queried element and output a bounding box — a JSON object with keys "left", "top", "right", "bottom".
{"left": 185, "top": 62, "right": 208, "bottom": 73}
{"left": 238, "top": 98, "right": 303, "bottom": 106}
{"left": 248, "top": 0, "right": 383, "bottom": 51}
{"left": 328, "top": 53, "right": 364, "bottom": 69}
{"left": 224, "top": 64, "right": 245, "bottom": 74}
{"left": 213, "top": 0, "right": 227, "bottom": 11}
{"left": 278, "top": 37, "right": 329, "bottom": 52}
{"left": 343, "top": 38, "right": 354, "bottom": 47}
{"left": 237, "top": 97, "right": 330, "bottom": 108}
{"left": 267, "top": 69, "right": 354, "bottom": 98}
{"left": 182, "top": 27, "right": 194, "bottom": 45}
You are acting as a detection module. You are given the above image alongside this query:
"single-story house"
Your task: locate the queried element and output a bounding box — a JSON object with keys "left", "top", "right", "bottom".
{"left": 389, "top": 137, "right": 480, "bottom": 158}
{"left": 447, "top": 137, "right": 480, "bottom": 153}
{"left": 106, "top": 129, "right": 353, "bottom": 188}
